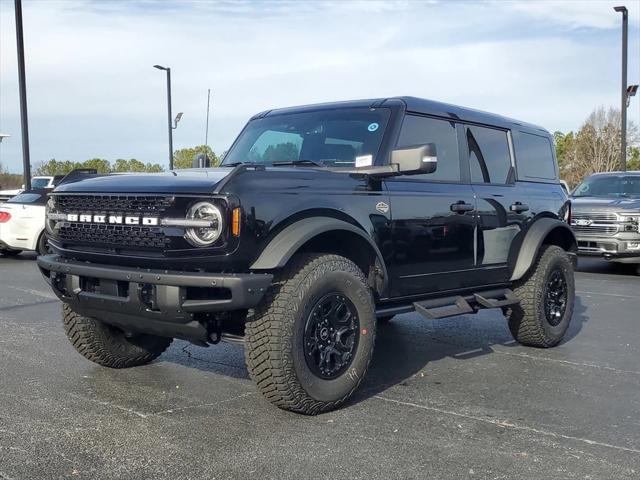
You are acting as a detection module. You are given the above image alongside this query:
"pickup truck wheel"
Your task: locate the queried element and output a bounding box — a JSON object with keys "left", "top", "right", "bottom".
{"left": 506, "top": 245, "right": 575, "bottom": 348}
{"left": 62, "top": 304, "right": 173, "bottom": 368}
{"left": 245, "top": 253, "right": 376, "bottom": 415}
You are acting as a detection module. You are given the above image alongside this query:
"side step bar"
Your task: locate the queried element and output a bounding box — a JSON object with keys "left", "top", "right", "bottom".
{"left": 412, "top": 288, "right": 519, "bottom": 320}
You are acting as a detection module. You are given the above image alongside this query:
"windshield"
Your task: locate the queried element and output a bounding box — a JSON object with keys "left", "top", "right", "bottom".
{"left": 31, "top": 178, "right": 50, "bottom": 188}
{"left": 222, "top": 108, "right": 390, "bottom": 167}
{"left": 572, "top": 175, "right": 640, "bottom": 198}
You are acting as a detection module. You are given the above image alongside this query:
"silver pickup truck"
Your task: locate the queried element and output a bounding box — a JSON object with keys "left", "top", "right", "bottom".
{"left": 571, "top": 171, "right": 640, "bottom": 274}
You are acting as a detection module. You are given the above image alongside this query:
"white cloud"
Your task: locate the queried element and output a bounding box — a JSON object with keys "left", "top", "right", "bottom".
{"left": 0, "top": 0, "right": 638, "bottom": 171}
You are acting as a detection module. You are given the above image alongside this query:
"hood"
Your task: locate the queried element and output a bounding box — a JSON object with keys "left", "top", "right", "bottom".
{"left": 571, "top": 196, "right": 640, "bottom": 211}
{"left": 53, "top": 168, "right": 235, "bottom": 194}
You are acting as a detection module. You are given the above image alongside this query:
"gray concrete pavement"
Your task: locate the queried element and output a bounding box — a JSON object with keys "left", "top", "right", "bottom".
{"left": 0, "top": 253, "right": 638, "bottom": 479}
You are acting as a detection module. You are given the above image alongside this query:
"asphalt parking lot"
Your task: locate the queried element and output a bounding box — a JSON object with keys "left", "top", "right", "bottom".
{"left": 0, "top": 254, "right": 638, "bottom": 479}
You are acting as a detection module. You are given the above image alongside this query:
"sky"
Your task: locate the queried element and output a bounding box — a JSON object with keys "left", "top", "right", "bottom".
{"left": 0, "top": 0, "right": 639, "bottom": 173}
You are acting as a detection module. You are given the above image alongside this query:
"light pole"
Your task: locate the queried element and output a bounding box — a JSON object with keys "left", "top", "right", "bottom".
{"left": 14, "top": 0, "right": 31, "bottom": 189}
{"left": 153, "top": 64, "right": 174, "bottom": 170}
{"left": 614, "top": 6, "right": 628, "bottom": 171}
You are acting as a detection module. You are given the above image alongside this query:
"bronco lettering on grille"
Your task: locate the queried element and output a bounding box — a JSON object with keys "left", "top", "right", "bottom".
{"left": 66, "top": 213, "right": 159, "bottom": 226}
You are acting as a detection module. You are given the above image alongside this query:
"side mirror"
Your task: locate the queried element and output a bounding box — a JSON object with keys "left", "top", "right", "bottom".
{"left": 391, "top": 143, "right": 437, "bottom": 176}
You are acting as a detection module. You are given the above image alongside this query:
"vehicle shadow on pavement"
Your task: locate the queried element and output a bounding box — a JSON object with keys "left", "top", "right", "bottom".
{"left": 350, "top": 295, "right": 588, "bottom": 407}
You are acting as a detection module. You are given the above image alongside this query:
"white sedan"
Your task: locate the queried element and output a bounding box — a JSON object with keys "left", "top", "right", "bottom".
{"left": 0, "top": 190, "right": 49, "bottom": 256}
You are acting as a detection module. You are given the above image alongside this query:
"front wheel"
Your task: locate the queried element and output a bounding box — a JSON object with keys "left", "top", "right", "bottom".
{"left": 245, "top": 253, "right": 376, "bottom": 415}
{"left": 506, "top": 245, "right": 575, "bottom": 348}
{"left": 62, "top": 304, "right": 173, "bottom": 368}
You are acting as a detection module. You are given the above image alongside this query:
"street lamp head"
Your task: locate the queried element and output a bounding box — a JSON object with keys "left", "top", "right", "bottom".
{"left": 614, "top": 6, "right": 628, "bottom": 13}
{"left": 153, "top": 64, "right": 168, "bottom": 71}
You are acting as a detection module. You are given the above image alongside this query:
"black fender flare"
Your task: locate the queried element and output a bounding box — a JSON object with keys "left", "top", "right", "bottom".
{"left": 510, "top": 218, "right": 577, "bottom": 282}
{"left": 250, "top": 216, "right": 388, "bottom": 293}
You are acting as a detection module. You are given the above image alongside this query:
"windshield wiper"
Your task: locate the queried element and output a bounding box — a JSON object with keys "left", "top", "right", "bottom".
{"left": 221, "top": 162, "right": 244, "bottom": 167}
{"left": 271, "top": 159, "right": 324, "bottom": 167}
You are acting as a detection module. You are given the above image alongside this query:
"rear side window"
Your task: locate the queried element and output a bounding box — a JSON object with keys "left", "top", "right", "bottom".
{"left": 396, "top": 115, "right": 460, "bottom": 182}
{"left": 516, "top": 132, "right": 557, "bottom": 180}
{"left": 466, "top": 126, "right": 512, "bottom": 184}
{"left": 6, "top": 193, "right": 44, "bottom": 204}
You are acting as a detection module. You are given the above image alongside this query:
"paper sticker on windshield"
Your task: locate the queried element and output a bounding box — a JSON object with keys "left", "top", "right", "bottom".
{"left": 367, "top": 122, "right": 379, "bottom": 132}
{"left": 355, "top": 155, "right": 373, "bottom": 168}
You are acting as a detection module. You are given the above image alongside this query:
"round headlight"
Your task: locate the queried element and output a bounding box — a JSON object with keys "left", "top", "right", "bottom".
{"left": 184, "top": 201, "right": 223, "bottom": 247}
{"left": 45, "top": 198, "right": 56, "bottom": 235}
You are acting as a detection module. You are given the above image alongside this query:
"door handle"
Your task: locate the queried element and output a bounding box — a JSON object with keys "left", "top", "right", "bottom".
{"left": 450, "top": 201, "right": 475, "bottom": 213}
{"left": 510, "top": 202, "right": 529, "bottom": 213}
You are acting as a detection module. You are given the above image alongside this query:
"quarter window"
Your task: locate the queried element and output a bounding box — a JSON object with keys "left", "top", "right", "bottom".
{"left": 466, "top": 126, "right": 512, "bottom": 184}
{"left": 517, "top": 132, "right": 556, "bottom": 180}
{"left": 396, "top": 115, "right": 460, "bottom": 182}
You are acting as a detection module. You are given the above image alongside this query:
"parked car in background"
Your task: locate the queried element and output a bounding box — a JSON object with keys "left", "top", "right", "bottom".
{"left": 571, "top": 171, "right": 640, "bottom": 274}
{"left": 0, "top": 189, "right": 50, "bottom": 256}
{"left": 0, "top": 175, "right": 63, "bottom": 203}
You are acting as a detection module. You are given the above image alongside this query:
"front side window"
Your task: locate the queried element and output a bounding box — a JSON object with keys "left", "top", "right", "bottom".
{"left": 223, "top": 108, "right": 390, "bottom": 167}
{"left": 396, "top": 115, "right": 460, "bottom": 182}
{"left": 467, "top": 126, "right": 512, "bottom": 184}
{"left": 573, "top": 175, "right": 640, "bottom": 198}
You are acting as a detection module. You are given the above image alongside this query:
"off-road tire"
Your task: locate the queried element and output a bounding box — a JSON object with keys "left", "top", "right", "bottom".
{"left": 36, "top": 231, "right": 50, "bottom": 256}
{"left": 245, "top": 253, "right": 376, "bottom": 415}
{"left": 62, "top": 304, "right": 173, "bottom": 368}
{"left": 507, "top": 245, "right": 575, "bottom": 348}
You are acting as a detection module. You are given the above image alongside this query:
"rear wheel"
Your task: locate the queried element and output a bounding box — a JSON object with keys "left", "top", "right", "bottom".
{"left": 507, "top": 245, "right": 575, "bottom": 348}
{"left": 245, "top": 253, "right": 376, "bottom": 415}
{"left": 62, "top": 304, "right": 173, "bottom": 368}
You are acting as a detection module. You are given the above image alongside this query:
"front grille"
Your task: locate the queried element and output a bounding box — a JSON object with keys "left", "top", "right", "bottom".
{"left": 54, "top": 194, "right": 174, "bottom": 214}
{"left": 52, "top": 194, "right": 176, "bottom": 251}
{"left": 572, "top": 225, "right": 618, "bottom": 236}
{"left": 57, "top": 223, "right": 170, "bottom": 249}
{"left": 572, "top": 211, "right": 618, "bottom": 223}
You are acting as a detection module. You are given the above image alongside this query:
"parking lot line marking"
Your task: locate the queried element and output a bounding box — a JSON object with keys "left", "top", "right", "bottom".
{"left": 151, "top": 391, "right": 256, "bottom": 416}
{"left": 577, "top": 290, "right": 638, "bottom": 300}
{"left": 373, "top": 395, "right": 640, "bottom": 455}
{"left": 6, "top": 285, "right": 57, "bottom": 300}
{"left": 67, "top": 393, "right": 149, "bottom": 418}
{"left": 493, "top": 350, "right": 640, "bottom": 376}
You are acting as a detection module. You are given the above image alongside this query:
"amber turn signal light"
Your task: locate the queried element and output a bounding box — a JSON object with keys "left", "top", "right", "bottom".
{"left": 232, "top": 207, "right": 241, "bottom": 237}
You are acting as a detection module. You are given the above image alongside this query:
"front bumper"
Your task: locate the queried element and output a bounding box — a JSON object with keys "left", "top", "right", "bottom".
{"left": 575, "top": 236, "right": 640, "bottom": 263}
{"left": 37, "top": 255, "right": 273, "bottom": 342}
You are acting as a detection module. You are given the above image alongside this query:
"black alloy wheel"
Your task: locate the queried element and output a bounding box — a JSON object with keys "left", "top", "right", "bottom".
{"left": 543, "top": 268, "right": 568, "bottom": 326}
{"left": 304, "top": 293, "right": 360, "bottom": 379}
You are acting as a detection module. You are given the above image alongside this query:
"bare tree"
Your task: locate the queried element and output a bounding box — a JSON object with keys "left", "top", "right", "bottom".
{"left": 556, "top": 107, "right": 639, "bottom": 187}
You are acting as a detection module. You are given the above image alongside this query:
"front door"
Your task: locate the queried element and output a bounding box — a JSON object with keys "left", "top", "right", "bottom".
{"left": 386, "top": 114, "right": 477, "bottom": 297}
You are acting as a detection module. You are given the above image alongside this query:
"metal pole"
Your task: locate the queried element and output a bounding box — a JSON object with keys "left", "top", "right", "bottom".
{"left": 205, "top": 89, "right": 211, "bottom": 149}
{"left": 166, "top": 68, "right": 173, "bottom": 170}
{"left": 14, "top": 0, "right": 31, "bottom": 189}
{"left": 615, "top": 6, "right": 628, "bottom": 171}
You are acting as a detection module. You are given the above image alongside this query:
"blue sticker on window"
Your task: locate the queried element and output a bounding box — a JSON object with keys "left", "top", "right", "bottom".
{"left": 367, "top": 122, "right": 379, "bottom": 132}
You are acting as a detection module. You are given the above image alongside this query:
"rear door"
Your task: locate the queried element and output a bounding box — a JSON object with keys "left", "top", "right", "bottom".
{"left": 465, "top": 125, "right": 532, "bottom": 282}
{"left": 385, "top": 114, "right": 478, "bottom": 297}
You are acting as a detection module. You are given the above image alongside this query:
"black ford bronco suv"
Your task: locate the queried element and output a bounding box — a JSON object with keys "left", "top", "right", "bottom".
{"left": 38, "top": 97, "right": 576, "bottom": 415}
